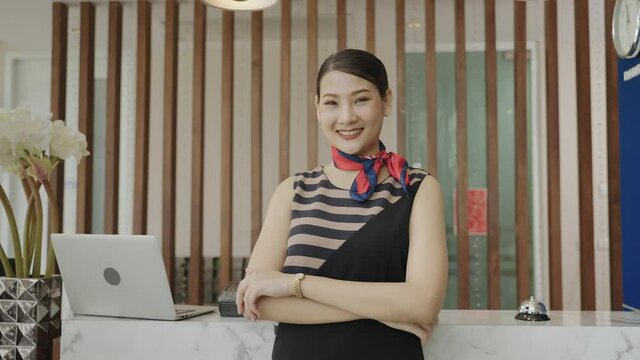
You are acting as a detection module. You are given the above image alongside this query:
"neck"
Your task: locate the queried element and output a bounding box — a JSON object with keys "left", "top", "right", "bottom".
{"left": 324, "top": 163, "right": 390, "bottom": 188}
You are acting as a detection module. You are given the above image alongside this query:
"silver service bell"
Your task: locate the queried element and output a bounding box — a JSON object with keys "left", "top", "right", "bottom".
{"left": 515, "top": 296, "right": 550, "bottom": 321}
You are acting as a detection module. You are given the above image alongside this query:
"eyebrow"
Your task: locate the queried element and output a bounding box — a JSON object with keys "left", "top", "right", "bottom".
{"left": 321, "top": 89, "right": 371, "bottom": 99}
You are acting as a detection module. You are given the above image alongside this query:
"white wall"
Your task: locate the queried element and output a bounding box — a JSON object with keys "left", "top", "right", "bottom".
{"left": 0, "top": 0, "right": 613, "bottom": 310}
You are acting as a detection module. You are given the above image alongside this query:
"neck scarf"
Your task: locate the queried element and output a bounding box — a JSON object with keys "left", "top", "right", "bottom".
{"left": 331, "top": 141, "right": 410, "bottom": 202}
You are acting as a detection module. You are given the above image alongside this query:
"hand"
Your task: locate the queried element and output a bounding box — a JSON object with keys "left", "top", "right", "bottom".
{"left": 382, "top": 316, "right": 439, "bottom": 343}
{"left": 235, "top": 268, "right": 294, "bottom": 321}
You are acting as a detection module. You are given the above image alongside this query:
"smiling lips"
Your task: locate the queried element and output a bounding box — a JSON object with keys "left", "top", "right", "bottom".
{"left": 337, "top": 128, "right": 363, "bottom": 140}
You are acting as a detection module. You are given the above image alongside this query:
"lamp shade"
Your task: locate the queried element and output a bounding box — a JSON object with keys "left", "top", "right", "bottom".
{"left": 201, "top": 0, "right": 279, "bottom": 11}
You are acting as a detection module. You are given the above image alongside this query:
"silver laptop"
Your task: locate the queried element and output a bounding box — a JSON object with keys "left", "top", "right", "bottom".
{"left": 51, "top": 233, "right": 215, "bottom": 321}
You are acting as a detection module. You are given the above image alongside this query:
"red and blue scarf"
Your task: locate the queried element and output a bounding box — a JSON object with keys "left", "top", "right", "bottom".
{"left": 331, "top": 141, "right": 410, "bottom": 202}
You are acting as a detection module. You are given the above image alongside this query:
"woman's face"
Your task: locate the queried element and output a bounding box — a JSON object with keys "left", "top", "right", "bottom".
{"left": 316, "top": 70, "right": 392, "bottom": 156}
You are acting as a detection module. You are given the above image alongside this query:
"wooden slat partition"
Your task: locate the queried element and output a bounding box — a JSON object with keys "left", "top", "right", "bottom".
{"left": 484, "top": 0, "right": 500, "bottom": 310}
{"left": 605, "top": 0, "right": 623, "bottom": 311}
{"left": 251, "top": 10, "right": 264, "bottom": 250}
{"left": 454, "top": 0, "right": 469, "bottom": 309}
{"left": 574, "top": 0, "right": 596, "bottom": 310}
{"left": 307, "top": 0, "right": 318, "bottom": 169}
{"left": 162, "top": 0, "right": 179, "bottom": 293}
{"left": 396, "top": 0, "right": 406, "bottom": 155}
{"left": 77, "top": 2, "right": 95, "bottom": 234}
{"left": 366, "top": 0, "right": 375, "bottom": 53}
{"left": 133, "top": 0, "right": 151, "bottom": 235}
{"left": 104, "top": 1, "right": 122, "bottom": 235}
{"left": 188, "top": 0, "right": 206, "bottom": 305}
{"left": 279, "top": 0, "right": 291, "bottom": 181}
{"left": 545, "top": 0, "right": 562, "bottom": 310}
{"left": 50, "top": 2, "right": 67, "bottom": 234}
{"left": 425, "top": 0, "right": 437, "bottom": 178}
{"left": 337, "top": 0, "right": 346, "bottom": 51}
{"left": 220, "top": 10, "right": 235, "bottom": 290}
{"left": 514, "top": 1, "right": 529, "bottom": 303}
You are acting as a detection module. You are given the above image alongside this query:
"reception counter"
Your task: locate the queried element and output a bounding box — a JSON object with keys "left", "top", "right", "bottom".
{"left": 60, "top": 309, "right": 640, "bottom": 359}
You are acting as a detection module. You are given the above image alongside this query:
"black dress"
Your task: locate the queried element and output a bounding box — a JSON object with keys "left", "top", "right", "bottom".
{"left": 272, "top": 167, "right": 428, "bottom": 360}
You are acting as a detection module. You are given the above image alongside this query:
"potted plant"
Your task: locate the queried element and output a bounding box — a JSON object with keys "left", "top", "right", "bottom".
{"left": 0, "top": 105, "right": 89, "bottom": 360}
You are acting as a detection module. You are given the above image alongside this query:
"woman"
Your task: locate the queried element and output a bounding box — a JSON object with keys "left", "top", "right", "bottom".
{"left": 236, "top": 49, "right": 448, "bottom": 360}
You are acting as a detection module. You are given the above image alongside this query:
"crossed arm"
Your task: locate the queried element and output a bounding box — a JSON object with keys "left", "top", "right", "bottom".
{"left": 235, "top": 175, "right": 448, "bottom": 337}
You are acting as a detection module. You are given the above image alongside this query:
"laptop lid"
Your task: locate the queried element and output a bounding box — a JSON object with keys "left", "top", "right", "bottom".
{"left": 52, "top": 234, "right": 181, "bottom": 321}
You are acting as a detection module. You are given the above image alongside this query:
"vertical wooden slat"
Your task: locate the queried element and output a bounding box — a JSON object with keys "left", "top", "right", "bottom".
{"left": 366, "top": 0, "right": 375, "bottom": 53}
{"left": 454, "top": 0, "right": 469, "bottom": 309}
{"left": 605, "top": 0, "right": 623, "bottom": 311}
{"left": 77, "top": 2, "right": 95, "bottom": 234}
{"left": 104, "top": 1, "right": 122, "bottom": 235}
{"left": 50, "top": 2, "right": 67, "bottom": 234}
{"left": 133, "top": 0, "right": 151, "bottom": 235}
{"left": 425, "top": 0, "right": 437, "bottom": 177}
{"left": 307, "top": 0, "right": 318, "bottom": 169}
{"left": 485, "top": 0, "right": 500, "bottom": 310}
{"left": 52, "top": 337, "right": 60, "bottom": 360}
{"left": 279, "top": 0, "right": 291, "bottom": 181}
{"left": 337, "top": 0, "right": 346, "bottom": 51}
{"left": 574, "top": 0, "right": 595, "bottom": 311}
{"left": 188, "top": 0, "right": 206, "bottom": 305}
{"left": 396, "top": 0, "right": 406, "bottom": 155}
{"left": 220, "top": 10, "right": 234, "bottom": 290}
{"left": 162, "top": 0, "right": 179, "bottom": 293}
{"left": 251, "top": 11, "right": 264, "bottom": 250}
{"left": 545, "top": 0, "right": 563, "bottom": 310}
{"left": 514, "top": 1, "right": 529, "bottom": 303}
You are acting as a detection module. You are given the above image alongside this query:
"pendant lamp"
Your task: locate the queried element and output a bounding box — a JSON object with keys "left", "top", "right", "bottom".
{"left": 200, "top": 0, "right": 279, "bottom": 11}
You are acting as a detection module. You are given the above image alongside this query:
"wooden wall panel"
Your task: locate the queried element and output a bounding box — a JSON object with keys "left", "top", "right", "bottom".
{"left": 574, "top": 0, "right": 596, "bottom": 311}
{"left": 77, "top": 2, "right": 95, "bottom": 234}
{"left": 307, "top": 0, "right": 318, "bottom": 169}
{"left": 188, "top": 0, "right": 206, "bottom": 305}
{"left": 337, "top": 0, "right": 346, "bottom": 51}
{"left": 514, "top": 1, "right": 529, "bottom": 303}
{"left": 162, "top": 0, "right": 179, "bottom": 293}
{"left": 425, "top": 0, "right": 437, "bottom": 178}
{"left": 104, "top": 1, "right": 122, "bottom": 235}
{"left": 220, "top": 10, "right": 235, "bottom": 290}
{"left": 366, "top": 0, "right": 375, "bottom": 53}
{"left": 50, "top": 2, "right": 68, "bottom": 234}
{"left": 485, "top": 0, "right": 500, "bottom": 310}
{"left": 251, "top": 11, "right": 264, "bottom": 250}
{"left": 279, "top": 0, "right": 291, "bottom": 181}
{"left": 605, "top": 0, "right": 623, "bottom": 311}
{"left": 545, "top": 0, "right": 563, "bottom": 310}
{"left": 396, "top": 0, "right": 406, "bottom": 155}
{"left": 454, "top": 0, "right": 469, "bottom": 309}
{"left": 133, "top": 0, "right": 151, "bottom": 235}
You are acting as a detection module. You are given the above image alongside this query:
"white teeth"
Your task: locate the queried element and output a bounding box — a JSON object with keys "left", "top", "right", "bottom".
{"left": 338, "top": 129, "right": 362, "bottom": 136}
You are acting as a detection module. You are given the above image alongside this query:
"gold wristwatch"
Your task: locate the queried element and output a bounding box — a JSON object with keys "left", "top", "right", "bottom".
{"left": 292, "top": 273, "right": 305, "bottom": 298}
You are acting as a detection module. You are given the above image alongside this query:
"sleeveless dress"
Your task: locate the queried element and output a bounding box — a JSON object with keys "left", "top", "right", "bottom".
{"left": 272, "top": 166, "right": 429, "bottom": 360}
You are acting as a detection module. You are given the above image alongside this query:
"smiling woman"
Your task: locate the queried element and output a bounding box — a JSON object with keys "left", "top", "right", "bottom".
{"left": 236, "top": 49, "right": 448, "bottom": 360}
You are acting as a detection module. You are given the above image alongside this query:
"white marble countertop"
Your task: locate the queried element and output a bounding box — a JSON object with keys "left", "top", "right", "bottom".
{"left": 61, "top": 309, "right": 640, "bottom": 360}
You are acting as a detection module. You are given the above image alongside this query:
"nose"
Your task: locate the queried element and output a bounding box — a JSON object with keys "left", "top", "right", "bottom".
{"left": 337, "top": 104, "right": 357, "bottom": 125}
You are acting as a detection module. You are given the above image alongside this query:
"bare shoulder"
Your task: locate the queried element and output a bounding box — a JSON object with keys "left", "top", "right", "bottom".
{"left": 414, "top": 174, "right": 442, "bottom": 202}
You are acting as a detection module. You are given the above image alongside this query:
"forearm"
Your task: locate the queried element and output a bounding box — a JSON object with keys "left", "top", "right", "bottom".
{"left": 257, "top": 296, "right": 362, "bottom": 324}
{"left": 300, "top": 277, "right": 440, "bottom": 325}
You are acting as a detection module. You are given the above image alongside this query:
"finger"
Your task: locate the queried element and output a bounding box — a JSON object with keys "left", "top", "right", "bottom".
{"left": 244, "top": 289, "right": 258, "bottom": 321}
{"left": 409, "top": 324, "right": 428, "bottom": 342}
{"left": 249, "top": 296, "right": 261, "bottom": 319}
{"left": 235, "top": 280, "right": 248, "bottom": 314}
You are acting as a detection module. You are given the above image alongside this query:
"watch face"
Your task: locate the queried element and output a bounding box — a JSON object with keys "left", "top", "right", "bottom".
{"left": 613, "top": 0, "right": 640, "bottom": 58}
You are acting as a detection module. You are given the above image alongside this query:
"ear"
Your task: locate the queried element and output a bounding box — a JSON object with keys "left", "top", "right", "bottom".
{"left": 383, "top": 89, "right": 393, "bottom": 117}
{"left": 315, "top": 95, "right": 320, "bottom": 118}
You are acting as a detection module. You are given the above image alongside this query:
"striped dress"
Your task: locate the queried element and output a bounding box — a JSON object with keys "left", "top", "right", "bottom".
{"left": 272, "top": 165, "right": 429, "bottom": 360}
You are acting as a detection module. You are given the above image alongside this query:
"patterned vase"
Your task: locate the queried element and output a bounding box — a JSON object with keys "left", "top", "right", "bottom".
{"left": 0, "top": 276, "right": 62, "bottom": 360}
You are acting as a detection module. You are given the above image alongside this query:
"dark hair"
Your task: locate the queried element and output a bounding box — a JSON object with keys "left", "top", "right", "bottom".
{"left": 316, "top": 49, "right": 389, "bottom": 99}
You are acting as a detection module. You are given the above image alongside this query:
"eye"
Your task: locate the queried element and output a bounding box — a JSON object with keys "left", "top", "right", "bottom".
{"left": 323, "top": 100, "right": 338, "bottom": 106}
{"left": 355, "top": 97, "right": 370, "bottom": 104}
